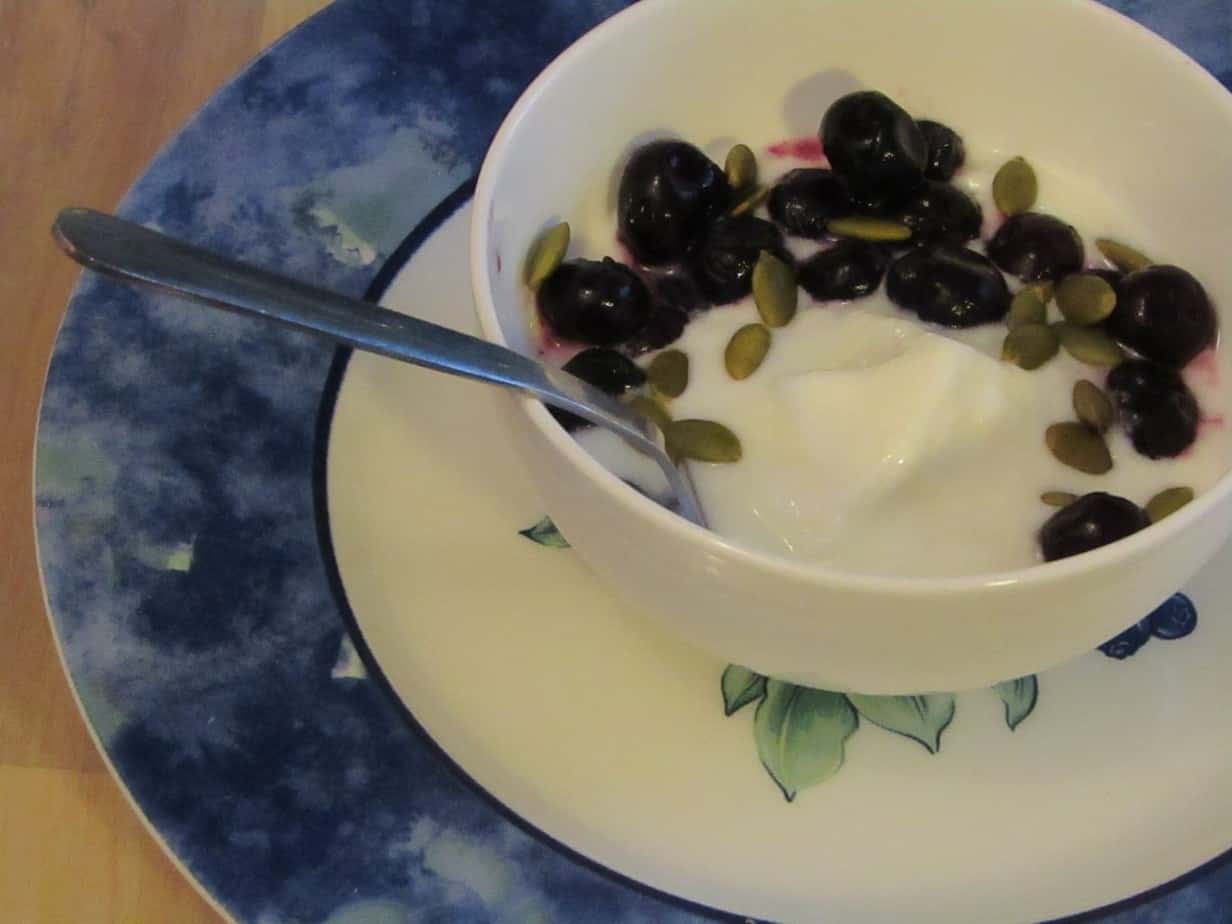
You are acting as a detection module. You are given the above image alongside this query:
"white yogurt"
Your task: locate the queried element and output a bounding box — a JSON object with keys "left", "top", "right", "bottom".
{"left": 566, "top": 144, "right": 1232, "bottom": 577}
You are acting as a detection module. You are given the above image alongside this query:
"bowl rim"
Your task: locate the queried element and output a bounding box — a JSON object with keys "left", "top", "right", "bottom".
{"left": 471, "top": 0, "right": 1232, "bottom": 596}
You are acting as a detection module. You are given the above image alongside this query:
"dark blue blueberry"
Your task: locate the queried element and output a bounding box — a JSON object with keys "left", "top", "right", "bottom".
{"left": 618, "top": 140, "right": 730, "bottom": 266}
{"left": 1099, "top": 620, "right": 1152, "bottom": 659}
{"left": 550, "top": 347, "right": 646, "bottom": 432}
{"left": 820, "top": 91, "right": 927, "bottom": 207}
{"left": 918, "top": 119, "right": 965, "bottom": 181}
{"left": 1038, "top": 492, "right": 1149, "bottom": 562}
{"left": 1107, "top": 265, "right": 1217, "bottom": 369}
{"left": 1147, "top": 593, "right": 1198, "bottom": 640}
{"left": 988, "top": 212, "right": 1084, "bottom": 282}
{"left": 798, "top": 240, "right": 889, "bottom": 302}
{"left": 1106, "top": 360, "right": 1200, "bottom": 459}
{"left": 537, "top": 257, "right": 652, "bottom": 345}
{"left": 650, "top": 272, "right": 707, "bottom": 316}
{"left": 624, "top": 304, "right": 688, "bottom": 355}
{"left": 767, "top": 168, "right": 853, "bottom": 239}
{"left": 892, "top": 180, "right": 982, "bottom": 243}
{"left": 689, "top": 214, "right": 792, "bottom": 305}
{"left": 886, "top": 243, "right": 1010, "bottom": 327}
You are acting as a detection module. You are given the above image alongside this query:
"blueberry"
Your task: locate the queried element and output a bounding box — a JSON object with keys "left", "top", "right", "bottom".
{"left": 650, "top": 272, "right": 707, "bottom": 316}
{"left": 624, "top": 304, "right": 688, "bottom": 355}
{"left": 767, "top": 168, "right": 853, "bottom": 239}
{"left": 537, "top": 257, "right": 652, "bottom": 346}
{"left": 562, "top": 347, "right": 646, "bottom": 393}
{"left": 618, "top": 140, "right": 731, "bottom": 266}
{"left": 885, "top": 243, "right": 1010, "bottom": 327}
{"left": 820, "top": 91, "right": 927, "bottom": 206}
{"left": 622, "top": 273, "right": 705, "bottom": 354}
{"left": 550, "top": 347, "right": 647, "bottom": 432}
{"left": 1146, "top": 593, "right": 1198, "bottom": 640}
{"left": 1106, "top": 265, "right": 1216, "bottom": 369}
{"left": 1105, "top": 360, "right": 1200, "bottom": 458}
{"left": 917, "top": 120, "right": 965, "bottom": 182}
{"left": 689, "top": 214, "right": 792, "bottom": 305}
{"left": 987, "top": 212, "right": 1084, "bottom": 282}
{"left": 1038, "top": 492, "right": 1149, "bottom": 562}
{"left": 798, "top": 240, "right": 890, "bottom": 301}
{"left": 1099, "top": 620, "right": 1152, "bottom": 659}
{"left": 892, "top": 180, "right": 982, "bottom": 243}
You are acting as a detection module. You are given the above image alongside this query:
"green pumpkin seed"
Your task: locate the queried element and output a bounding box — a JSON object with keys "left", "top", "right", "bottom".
{"left": 648, "top": 349, "right": 689, "bottom": 398}
{"left": 992, "top": 156, "right": 1038, "bottom": 216}
{"left": 1055, "top": 273, "right": 1118, "bottom": 326}
{"left": 725, "top": 324, "right": 772, "bottom": 380}
{"left": 627, "top": 394, "right": 672, "bottom": 435}
{"left": 524, "top": 221, "right": 570, "bottom": 289}
{"left": 725, "top": 144, "right": 758, "bottom": 192}
{"left": 827, "top": 216, "right": 913, "bottom": 243}
{"left": 1096, "top": 238, "right": 1152, "bottom": 273}
{"left": 1026, "top": 280, "right": 1055, "bottom": 304}
{"left": 1007, "top": 288, "right": 1048, "bottom": 330}
{"left": 752, "top": 250, "right": 798, "bottom": 328}
{"left": 1001, "top": 323, "right": 1059, "bottom": 370}
{"left": 1072, "top": 379, "right": 1114, "bottom": 433}
{"left": 729, "top": 184, "right": 769, "bottom": 216}
{"left": 667, "top": 419, "right": 743, "bottom": 463}
{"left": 1145, "top": 486, "right": 1194, "bottom": 523}
{"left": 1041, "top": 491, "right": 1078, "bottom": 507}
{"left": 1046, "top": 422, "right": 1113, "bottom": 475}
{"left": 1055, "top": 321, "right": 1126, "bottom": 367}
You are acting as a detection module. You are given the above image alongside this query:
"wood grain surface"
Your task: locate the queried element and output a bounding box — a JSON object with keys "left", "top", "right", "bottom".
{"left": 1, "top": 2, "right": 330, "bottom": 920}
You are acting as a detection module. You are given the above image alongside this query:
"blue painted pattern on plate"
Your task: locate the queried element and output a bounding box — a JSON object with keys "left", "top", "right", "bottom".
{"left": 32, "top": 0, "right": 1232, "bottom": 921}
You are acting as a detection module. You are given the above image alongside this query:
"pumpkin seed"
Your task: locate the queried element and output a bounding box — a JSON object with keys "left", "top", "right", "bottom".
{"left": 1055, "top": 321, "right": 1126, "bottom": 366}
{"left": 1001, "top": 323, "right": 1059, "bottom": 370}
{"left": 627, "top": 394, "right": 672, "bottom": 435}
{"left": 827, "top": 216, "right": 913, "bottom": 243}
{"left": 1145, "top": 486, "right": 1194, "bottom": 523}
{"left": 1041, "top": 491, "right": 1078, "bottom": 507}
{"left": 725, "top": 143, "right": 758, "bottom": 192}
{"left": 667, "top": 419, "right": 743, "bottom": 463}
{"left": 1026, "top": 280, "right": 1055, "bottom": 304}
{"left": 752, "top": 250, "right": 798, "bottom": 328}
{"left": 725, "top": 324, "right": 772, "bottom": 380}
{"left": 1007, "top": 288, "right": 1048, "bottom": 330}
{"left": 992, "top": 156, "right": 1038, "bottom": 215}
{"left": 648, "top": 349, "right": 689, "bottom": 398}
{"left": 524, "top": 221, "right": 570, "bottom": 289}
{"left": 1072, "top": 379, "right": 1114, "bottom": 433}
{"left": 1046, "top": 422, "right": 1113, "bottom": 475}
{"left": 1056, "top": 273, "right": 1117, "bottom": 326}
{"left": 1096, "top": 238, "right": 1152, "bottom": 273}
{"left": 729, "top": 184, "right": 769, "bottom": 216}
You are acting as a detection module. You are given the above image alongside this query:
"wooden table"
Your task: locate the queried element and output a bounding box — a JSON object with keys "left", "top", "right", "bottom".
{"left": 1, "top": 3, "right": 329, "bottom": 919}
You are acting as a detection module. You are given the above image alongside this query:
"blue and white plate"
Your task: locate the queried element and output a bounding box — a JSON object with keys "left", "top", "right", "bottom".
{"left": 34, "top": 2, "right": 1232, "bottom": 921}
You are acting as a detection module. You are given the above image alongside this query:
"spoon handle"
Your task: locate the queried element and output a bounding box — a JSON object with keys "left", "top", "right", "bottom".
{"left": 55, "top": 209, "right": 613, "bottom": 422}
{"left": 52, "top": 208, "right": 706, "bottom": 526}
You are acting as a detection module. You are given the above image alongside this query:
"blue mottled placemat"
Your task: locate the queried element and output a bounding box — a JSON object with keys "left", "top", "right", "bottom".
{"left": 33, "top": 1, "right": 1232, "bottom": 921}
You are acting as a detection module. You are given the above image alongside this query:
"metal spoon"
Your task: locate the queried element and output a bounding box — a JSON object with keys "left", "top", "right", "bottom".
{"left": 52, "top": 208, "right": 706, "bottom": 526}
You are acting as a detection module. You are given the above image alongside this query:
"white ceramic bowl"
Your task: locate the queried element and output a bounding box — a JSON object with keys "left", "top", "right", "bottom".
{"left": 471, "top": 0, "right": 1232, "bottom": 694}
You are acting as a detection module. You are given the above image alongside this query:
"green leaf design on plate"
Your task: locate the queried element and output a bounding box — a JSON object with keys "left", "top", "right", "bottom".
{"left": 847, "top": 693, "right": 956, "bottom": 754}
{"left": 518, "top": 516, "right": 570, "bottom": 548}
{"left": 754, "top": 680, "right": 858, "bottom": 801}
{"left": 721, "top": 665, "right": 766, "bottom": 715}
{"left": 993, "top": 675, "right": 1039, "bottom": 731}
